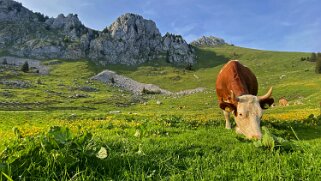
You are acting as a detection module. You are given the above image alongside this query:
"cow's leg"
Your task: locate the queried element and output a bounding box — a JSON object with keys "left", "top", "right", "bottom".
{"left": 223, "top": 110, "right": 231, "bottom": 129}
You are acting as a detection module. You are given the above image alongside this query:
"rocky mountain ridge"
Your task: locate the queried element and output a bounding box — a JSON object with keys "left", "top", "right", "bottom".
{"left": 0, "top": 0, "right": 195, "bottom": 65}
{"left": 190, "top": 36, "right": 227, "bottom": 47}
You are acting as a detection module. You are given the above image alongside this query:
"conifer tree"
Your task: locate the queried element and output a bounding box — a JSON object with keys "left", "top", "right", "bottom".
{"left": 315, "top": 55, "right": 321, "bottom": 74}
{"left": 310, "top": 52, "right": 317, "bottom": 62}
{"left": 21, "top": 61, "right": 29, "bottom": 73}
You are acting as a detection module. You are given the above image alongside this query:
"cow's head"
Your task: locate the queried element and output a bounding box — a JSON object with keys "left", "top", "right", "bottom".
{"left": 220, "top": 87, "right": 274, "bottom": 139}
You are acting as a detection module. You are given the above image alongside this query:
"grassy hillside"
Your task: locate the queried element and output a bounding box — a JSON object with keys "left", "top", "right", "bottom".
{"left": 112, "top": 45, "right": 320, "bottom": 116}
{"left": 0, "top": 45, "right": 319, "bottom": 125}
{"left": 1, "top": 45, "right": 321, "bottom": 180}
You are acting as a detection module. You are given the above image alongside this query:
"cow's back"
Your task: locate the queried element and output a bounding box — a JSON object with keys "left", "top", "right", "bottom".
{"left": 216, "top": 60, "right": 258, "bottom": 103}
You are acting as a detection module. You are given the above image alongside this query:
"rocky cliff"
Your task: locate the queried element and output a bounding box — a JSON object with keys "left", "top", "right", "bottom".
{"left": 190, "top": 36, "right": 226, "bottom": 47}
{"left": 0, "top": 0, "right": 195, "bottom": 65}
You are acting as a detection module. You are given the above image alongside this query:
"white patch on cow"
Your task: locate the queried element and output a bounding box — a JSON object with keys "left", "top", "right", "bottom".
{"left": 235, "top": 95, "right": 262, "bottom": 139}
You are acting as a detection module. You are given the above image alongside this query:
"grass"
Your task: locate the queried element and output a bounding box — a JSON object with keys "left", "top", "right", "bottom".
{"left": 1, "top": 115, "right": 321, "bottom": 180}
{"left": 0, "top": 45, "right": 321, "bottom": 180}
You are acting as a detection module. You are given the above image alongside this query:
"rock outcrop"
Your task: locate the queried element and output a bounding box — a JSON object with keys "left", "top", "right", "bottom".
{"left": 91, "top": 70, "right": 172, "bottom": 95}
{"left": 89, "top": 13, "right": 195, "bottom": 65}
{"left": 0, "top": 0, "right": 195, "bottom": 66}
{"left": 89, "top": 13, "right": 164, "bottom": 65}
{"left": 162, "top": 33, "right": 194, "bottom": 64}
{"left": 92, "top": 69, "right": 206, "bottom": 96}
{"left": 0, "top": 0, "right": 35, "bottom": 22}
{"left": 191, "top": 36, "right": 226, "bottom": 47}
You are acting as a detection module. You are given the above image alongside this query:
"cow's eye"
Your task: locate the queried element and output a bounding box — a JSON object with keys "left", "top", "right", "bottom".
{"left": 238, "top": 113, "right": 243, "bottom": 117}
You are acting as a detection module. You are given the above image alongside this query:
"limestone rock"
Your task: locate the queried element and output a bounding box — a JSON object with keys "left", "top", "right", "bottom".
{"left": 162, "top": 33, "right": 195, "bottom": 64}
{"left": 89, "top": 13, "right": 195, "bottom": 65}
{"left": 0, "top": 1, "right": 195, "bottom": 66}
{"left": 191, "top": 36, "right": 226, "bottom": 47}
{"left": 0, "top": 0, "right": 36, "bottom": 22}
{"left": 91, "top": 70, "right": 172, "bottom": 95}
{"left": 45, "top": 13, "right": 88, "bottom": 40}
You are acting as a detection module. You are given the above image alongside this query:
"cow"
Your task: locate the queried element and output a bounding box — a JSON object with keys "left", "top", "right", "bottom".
{"left": 278, "top": 97, "right": 289, "bottom": 106}
{"left": 216, "top": 60, "right": 274, "bottom": 139}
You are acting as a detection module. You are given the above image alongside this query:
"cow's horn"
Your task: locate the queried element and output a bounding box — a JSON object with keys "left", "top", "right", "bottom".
{"left": 258, "top": 87, "right": 273, "bottom": 100}
{"left": 230, "top": 90, "right": 238, "bottom": 102}
{"left": 230, "top": 90, "right": 235, "bottom": 100}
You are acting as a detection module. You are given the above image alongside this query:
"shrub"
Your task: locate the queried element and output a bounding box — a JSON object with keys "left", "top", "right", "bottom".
{"left": 34, "top": 12, "right": 49, "bottom": 22}
{"left": 185, "top": 63, "right": 193, "bottom": 70}
{"left": 110, "top": 77, "right": 115, "bottom": 84}
{"left": 316, "top": 57, "right": 321, "bottom": 74}
{"left": 63, "top": 36, "right": 70, "bottom": 43}
{"left": 21, "top": 61, "right": 29, "bottom": 72}
{"left": 310, "top": 52, "right": 317, "bottom": 62}
{"left": 36, "top": 78, "right": 42, "bottom": 84}
{"left": 315, "top": 53, "right": 321, "bottom": 74}
{"left": 102, "top": 28, "right": 109, "bottom": 33}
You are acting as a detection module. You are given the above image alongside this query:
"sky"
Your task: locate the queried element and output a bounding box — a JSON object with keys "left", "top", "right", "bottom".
{"left": 16, "top": 0, "right": 321, "bottom": 52}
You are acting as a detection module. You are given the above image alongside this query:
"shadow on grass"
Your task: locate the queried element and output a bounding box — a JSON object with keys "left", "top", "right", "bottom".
{"left": 86, "top": 56, "right": 175, "bottom": 73}
{"left": 192, "top": 47, "right": 229, "bottom": 70}
{"left": 85, "top": 47, "right": 230, "bottom": 74}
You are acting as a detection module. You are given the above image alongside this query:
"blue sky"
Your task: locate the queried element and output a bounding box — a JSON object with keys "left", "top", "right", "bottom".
{"left": 16, "top": 0, "right": 321, "bottom": 52}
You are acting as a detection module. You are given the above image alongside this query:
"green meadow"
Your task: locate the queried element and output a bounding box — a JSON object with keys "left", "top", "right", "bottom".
{"left": 1, "top": 45, "right": 321, "bottom": 180}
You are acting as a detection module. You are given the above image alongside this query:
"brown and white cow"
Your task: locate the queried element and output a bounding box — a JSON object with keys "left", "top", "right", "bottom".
{"left": 278, "top": 97, "right": 289, "bottom": 106}
{"left": 216, "top": 60, "right": 274, "bottom": 139}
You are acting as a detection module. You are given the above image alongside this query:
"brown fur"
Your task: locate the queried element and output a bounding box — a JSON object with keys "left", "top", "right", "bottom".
{"left": 278, "top": 97, "right": 289, "bottom": 106}
{"left": 216, "top": 60, "right": 273, "bottom": 113}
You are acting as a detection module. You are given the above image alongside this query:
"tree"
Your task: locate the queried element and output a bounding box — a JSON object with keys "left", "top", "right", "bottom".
{"left": 110, "top": 77, "right": 115, "bottom": 84}
{"left": 310, "top": 52, "right": 317, "bottom": 62}
{"left": 166, "top": 51, "right": 171, "bottom": 63}
{"left": 185, "top": 63, "right": 193, "bottom": 71}
{"left": 36, "top": 78, "right": 42, "bottom": 84}
{"left": 21, "top": 61, "right": 29, "bottom": 73}
{"left": 316, "top": 55, "right": 321, "bottom": 74}
{"left": 34, "top": 12, "right": 48, "bottom": 22}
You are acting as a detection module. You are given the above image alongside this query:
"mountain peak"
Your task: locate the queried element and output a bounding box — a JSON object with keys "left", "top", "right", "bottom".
{"left": 191, "top": 36, "right": 226, "bottom": 47}
{"left": 108, "top": 13, "right": 161, "bottom": 40}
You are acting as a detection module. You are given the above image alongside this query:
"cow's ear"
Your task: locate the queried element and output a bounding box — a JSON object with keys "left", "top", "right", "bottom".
{"left": 220, "top": 102, "right": 237, "bottom": 115}
{"left": 260, "top": 98, "right": 274, "bottom": 109}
